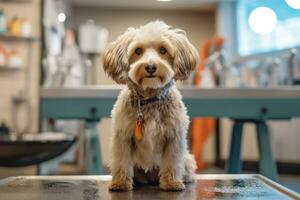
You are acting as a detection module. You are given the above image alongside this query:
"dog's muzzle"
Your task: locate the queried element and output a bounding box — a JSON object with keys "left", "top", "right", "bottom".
{"left": 145, "top": 64, "right": 157, "bottom": 75}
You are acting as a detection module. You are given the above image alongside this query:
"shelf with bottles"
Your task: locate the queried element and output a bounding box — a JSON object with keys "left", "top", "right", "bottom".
{"left": 0, "top": 10, "right": 36, "bottom": 42}
{"left": 0, "top": 47, "right": 23, "bottom": 70}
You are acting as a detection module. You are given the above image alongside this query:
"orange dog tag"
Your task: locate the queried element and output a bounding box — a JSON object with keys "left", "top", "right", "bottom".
{"left": 134, "top": 116, "right": 143, "bottom": 141}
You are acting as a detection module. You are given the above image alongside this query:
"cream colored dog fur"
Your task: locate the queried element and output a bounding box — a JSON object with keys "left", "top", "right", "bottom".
{"left": 102, "top": 20, "right": 198, "bottom": 191}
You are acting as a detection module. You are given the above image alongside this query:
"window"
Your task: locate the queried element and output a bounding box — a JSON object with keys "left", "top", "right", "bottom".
{"left": 237, "top": 0, "right": 300, "bottom": 56}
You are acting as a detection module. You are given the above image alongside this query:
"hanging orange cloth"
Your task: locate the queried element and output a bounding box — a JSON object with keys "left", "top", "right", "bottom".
{"left": 191, "top": 37, "right": 224, "bottom": 170}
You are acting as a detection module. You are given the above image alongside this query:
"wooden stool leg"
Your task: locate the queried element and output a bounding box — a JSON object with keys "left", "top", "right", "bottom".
{"left": 86, "top": 120, "right": 104, "bottom": 175}
{"left": 226, "top": 121, "right": 244, "bottom": 174}
{"left": 256, "top": 121, "right": 279, "bottom": 181}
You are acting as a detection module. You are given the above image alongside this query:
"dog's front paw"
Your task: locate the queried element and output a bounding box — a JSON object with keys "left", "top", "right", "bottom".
{"left": 160, "top": 180, "right": 185, "bottom": 191}
{"left": 109, "top": 180, "right": 133, "bottom": 191}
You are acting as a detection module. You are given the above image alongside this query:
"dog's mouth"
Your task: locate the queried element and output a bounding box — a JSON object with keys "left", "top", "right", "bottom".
{"left": 145, "top": 75, "right": 156, "bottom": 78}
{"left": 142, "top": 75, "right": 163, "bottom": 81}
{"left": 138, "top": 75, "right": 164, "bottom": 85}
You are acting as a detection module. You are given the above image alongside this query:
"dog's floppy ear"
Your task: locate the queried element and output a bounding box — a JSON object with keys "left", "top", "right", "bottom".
{"left": 102, "top": 28, "right": 136, "bottom": 84}
{"left": 169, "top": 29, "right": 199, "bottom": 80}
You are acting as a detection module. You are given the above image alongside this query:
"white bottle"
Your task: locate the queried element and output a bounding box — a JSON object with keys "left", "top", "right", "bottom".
{"left": 21, "top": 18, "right": 31, "bottom": 37}
{"left": 8, "top": 49, "right": 22, "bottom": 68}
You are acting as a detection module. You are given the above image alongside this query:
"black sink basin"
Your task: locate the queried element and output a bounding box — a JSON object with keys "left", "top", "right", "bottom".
{"left": 0, "top": 133, "right": 76, "bottom": 167}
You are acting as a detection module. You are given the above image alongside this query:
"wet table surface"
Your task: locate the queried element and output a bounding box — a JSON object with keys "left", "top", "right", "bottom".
{"left": 0, "top": 174, "right": 299, "bottom": 200}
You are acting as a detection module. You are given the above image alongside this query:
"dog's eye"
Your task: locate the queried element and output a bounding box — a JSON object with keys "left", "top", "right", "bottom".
{"left": 160, "top": 47, "right": 167, "bottom": 54}
{"left": 135, "top": 48, "right": 143, "bottom": 55}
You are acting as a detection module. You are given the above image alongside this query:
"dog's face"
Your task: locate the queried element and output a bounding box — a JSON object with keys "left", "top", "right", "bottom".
{"left": 102, "top": 21, "right": 198, "bottom": 89}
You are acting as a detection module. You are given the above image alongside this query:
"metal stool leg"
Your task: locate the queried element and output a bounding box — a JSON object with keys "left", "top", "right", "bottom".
{"left": 226, "top": 120, "right": 244, "bottom": 174}
{"left": 86, "top": 120, "right": 104, "bottom": 175}
{"left": 256, "top": 121, "right": 279, "bottom": 181}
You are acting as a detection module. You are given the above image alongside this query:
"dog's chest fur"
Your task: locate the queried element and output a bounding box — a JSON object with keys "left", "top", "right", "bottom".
{"left": 112, "top": 87, "right": 189, "bottom": 170}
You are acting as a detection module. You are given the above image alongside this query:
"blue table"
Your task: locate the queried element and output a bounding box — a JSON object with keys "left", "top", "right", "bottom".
{"left": 40, "top": 86, "right": 300, "bottom": 180}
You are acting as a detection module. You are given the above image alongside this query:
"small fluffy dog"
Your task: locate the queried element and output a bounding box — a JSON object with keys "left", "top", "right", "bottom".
{"left": 102, "top": 20, "right": 198, "bottom": 191}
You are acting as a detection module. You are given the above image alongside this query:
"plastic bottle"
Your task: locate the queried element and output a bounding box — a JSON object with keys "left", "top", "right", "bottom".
{"left": 0, "top": 121, "right": 9, "bottom": 136}
{"left": 8, "top": 16, "right": 21, "bottom": 36}
{"left": 21, "top": 17, "right": 31, "bottom": 37}
{"left": 7, "top": 49, "right": 22, "bottom": 68}
{"left": 0, "top": 10, "right": 7, "bottom": 35}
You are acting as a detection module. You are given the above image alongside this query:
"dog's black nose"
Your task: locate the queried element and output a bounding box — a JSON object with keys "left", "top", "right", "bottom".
{"left": 145, "top": 64, "right": 157, "bottom": 74}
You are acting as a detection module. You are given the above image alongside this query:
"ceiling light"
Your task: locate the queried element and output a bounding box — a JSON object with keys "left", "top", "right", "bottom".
{"left": 248, "top": 7, "right": 277, "bottom": 34}
{"left": 285, "top": 0, "right": 300, "bottom": 9}
{"left": 57, "top": 12, "right": 66, "bottom": 23}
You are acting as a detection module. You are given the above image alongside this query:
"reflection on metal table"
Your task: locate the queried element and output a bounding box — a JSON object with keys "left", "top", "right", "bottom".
{"left": 0, "top": 174, "right": 299, "bottom": 200}
{"left": 40, "top": 86, "right": 300, "bottom": 180}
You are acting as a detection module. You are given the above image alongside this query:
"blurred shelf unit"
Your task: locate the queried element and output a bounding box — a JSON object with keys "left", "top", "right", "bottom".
{"left": 0, "top": 35, "right": 37, "bottom": 42}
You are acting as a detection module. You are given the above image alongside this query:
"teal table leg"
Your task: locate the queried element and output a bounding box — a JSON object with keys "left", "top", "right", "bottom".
{"left": 85, "top": 120, "right": 105, "bottom": 175}
{"left": 38, "top": 120, "right": 59, "bottom": 175}
{"left": 226, "top": 121, "right": 244, "bottom": 174}
{"left": 256, "top": 121, "right": 279, "bottom": 181}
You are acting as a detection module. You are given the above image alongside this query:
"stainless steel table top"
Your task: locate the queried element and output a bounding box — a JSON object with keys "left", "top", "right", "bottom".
{"left": 41, "top": 86, "right": 300, "bottom": 99}
{"left": 0, "top": 174, "right": 299, "bottom": 200}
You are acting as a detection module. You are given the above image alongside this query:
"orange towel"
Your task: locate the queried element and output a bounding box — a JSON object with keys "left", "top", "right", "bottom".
{"left": 191, "top": 37, "right": 224, "bottom": 170}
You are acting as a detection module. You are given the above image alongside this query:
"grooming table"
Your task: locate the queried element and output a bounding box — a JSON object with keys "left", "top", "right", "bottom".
{"left": 40, "top": 86, "right": 300, "bottom": 180}
{"left": 0, "top": 175, "right": 299, "bottom": 200}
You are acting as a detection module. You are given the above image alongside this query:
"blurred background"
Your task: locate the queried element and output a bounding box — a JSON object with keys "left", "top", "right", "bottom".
{"left": 0, "top": 0, "right": 299, "bottom": 193}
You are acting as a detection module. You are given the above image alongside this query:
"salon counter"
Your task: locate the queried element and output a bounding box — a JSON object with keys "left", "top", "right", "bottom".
{"left": 41, "top": 86, "right": 300, "bottom": 119}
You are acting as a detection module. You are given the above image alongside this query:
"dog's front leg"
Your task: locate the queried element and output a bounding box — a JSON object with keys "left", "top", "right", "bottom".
{"left": 109, "top": 135, "right": 134, "bottom": 191}
{"left": 159, "top": 136, "right": 186, "bottom": 191}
